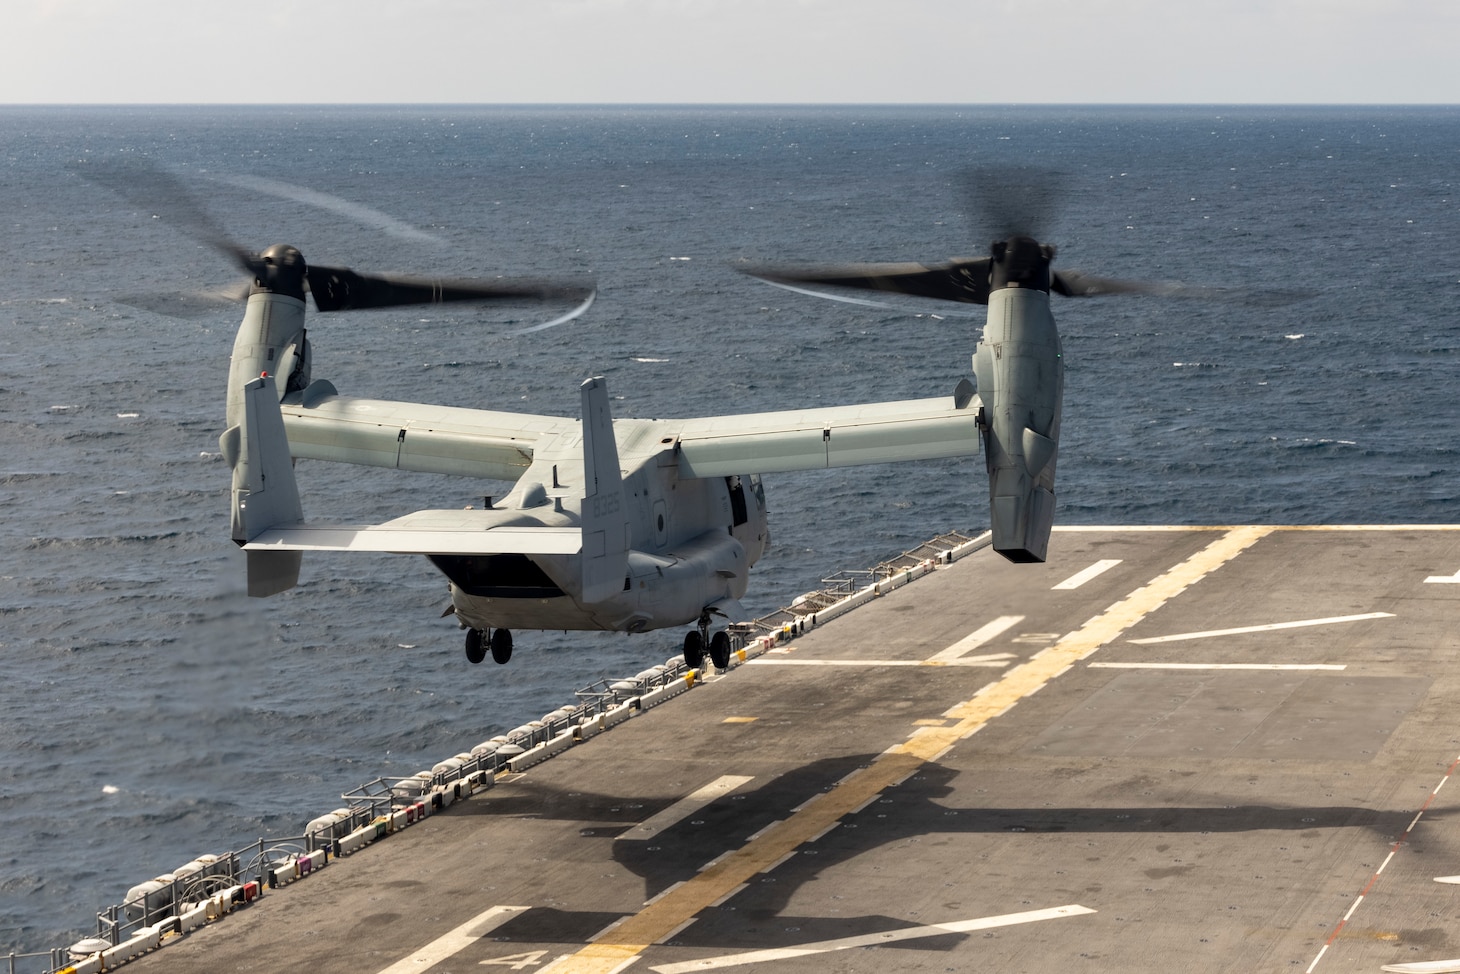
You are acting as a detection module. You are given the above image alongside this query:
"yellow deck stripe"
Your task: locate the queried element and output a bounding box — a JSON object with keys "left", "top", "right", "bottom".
{"left": 544, "top": 526, "right": 1273, "bottom": 973}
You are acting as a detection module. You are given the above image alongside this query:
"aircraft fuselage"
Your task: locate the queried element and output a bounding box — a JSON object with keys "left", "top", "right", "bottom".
{"left": 434, "top": 452, "right": 767, "bottom": 634}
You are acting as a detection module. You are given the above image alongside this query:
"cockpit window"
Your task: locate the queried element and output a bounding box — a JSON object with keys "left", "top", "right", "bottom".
{"left": 749, "top": 473, "right": 766, "bottom": 505}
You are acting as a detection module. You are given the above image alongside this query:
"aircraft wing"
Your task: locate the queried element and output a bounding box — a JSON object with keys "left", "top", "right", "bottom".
{"left": 280, "top": 386, "right": 576, "bottom": 481}
{"left": 245, "top": 509, "right": 582, "bottom": 554}
{"left": 669, "top": 394, "right": 980, "bottom": 477}
{"left": 277, "top": 384, "right": 980, "bottom": 482}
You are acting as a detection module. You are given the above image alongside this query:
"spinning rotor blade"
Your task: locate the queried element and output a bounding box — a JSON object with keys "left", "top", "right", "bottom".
{"left": 958, "top": 165, "right": 1067, "bottom": 242}
{"left": 743, "top": 167, "right": 1261, "bottom": 309}
{"left": 1053, "top": 271, "right": 1309, "bottom": 306}
{"left": 304, "top": 266, "right": 592, "bottom": 313}
{"left": 746, "top": 256, "right": 1266, "bottom": 310}
{"left": 1051, "top": 269, "right": 1175, "bottom": 298}
{"left": 77, "top": 160, "right": 595, "bottom": 320}
{"left": 744, "top": 256, "right": 1167, "bottom": 307}
{"left": 116, "top": 282, "right": 254, "bottom": 318}
{"left": 74, "top": 161, "right": 259, "bottom": 275}
{"left": 743, "top": 167, "right": 1066, "bottom": 308}
{"left": 508, "top": 290, "right": 598, "bottom": 334}
{"left": 742, "top": 258, "right": 994, "bottom": 305}
{"left": 207, "top": 173, "right": 447, "bottom": 245}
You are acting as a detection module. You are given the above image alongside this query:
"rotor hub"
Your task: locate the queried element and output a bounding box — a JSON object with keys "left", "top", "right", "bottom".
{"left": 248, "top": 244, "right": 308, "bottom": 301}
{"left": 990, "top": 236, "right": 1055, "bottom": 292}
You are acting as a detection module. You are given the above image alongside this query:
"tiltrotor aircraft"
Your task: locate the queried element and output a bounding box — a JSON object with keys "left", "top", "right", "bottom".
{"left": 92, "top": 164, "right": 1156, "bottom": 671}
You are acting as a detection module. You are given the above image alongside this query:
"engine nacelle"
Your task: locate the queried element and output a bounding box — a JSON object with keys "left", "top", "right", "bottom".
{"left": 221, "top": 277, "right": 312, "bottom": 598}
{"left": 224, "top": 246, "right": 314, "bottom": 433}
{"left": 224, "top": 290, "right": 311, "bottom": 433}
{"left": 973, "top": 285, "right": 1063, "bottom": 563}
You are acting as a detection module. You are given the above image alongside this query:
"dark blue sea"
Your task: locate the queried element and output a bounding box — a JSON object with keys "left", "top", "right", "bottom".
{"left": 2, "top": 105, "right": 1457, "bottom": 957}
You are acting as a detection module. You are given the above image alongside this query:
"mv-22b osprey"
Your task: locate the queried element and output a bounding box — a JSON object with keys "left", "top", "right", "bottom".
{"left": 214, "top": 173, "right": 1159, "bottom": 670}
{"left": 224, "top": 235, "right": 1151, "bottom": 672}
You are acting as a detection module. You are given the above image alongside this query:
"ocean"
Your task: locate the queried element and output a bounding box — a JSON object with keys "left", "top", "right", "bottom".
{"left": 1, "top": 104, "right": 1457, "bottom": 958}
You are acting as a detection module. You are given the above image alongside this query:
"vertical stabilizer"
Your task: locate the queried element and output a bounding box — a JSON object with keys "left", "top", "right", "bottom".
{"left": 222, "top": 374, "right": 304, "bottom": 596}
{"left": 579, "top": 376, "right": 629, "bottom": 604}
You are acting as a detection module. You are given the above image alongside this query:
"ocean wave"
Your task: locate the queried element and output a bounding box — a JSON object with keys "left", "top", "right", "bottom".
{"left": 420, "top": 359, "right": 504, "bottom": 371}
{"left": 0, "top": 471, "right": 67, "bottom": 485}
{"left": 61, "top": 429, "right": 129, "bottom": 443}
{"left": 25, "top": 532, "right": 184, "bottom": 550}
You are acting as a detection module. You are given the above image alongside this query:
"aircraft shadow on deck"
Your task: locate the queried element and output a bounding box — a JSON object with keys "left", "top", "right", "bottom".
{"left": 458, "top": 758, "right": 1437, "bottom": 952}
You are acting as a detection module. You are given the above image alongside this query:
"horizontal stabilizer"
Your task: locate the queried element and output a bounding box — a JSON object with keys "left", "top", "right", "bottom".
{"left": 244, "top": 517, "right": 582, "bottom": 555}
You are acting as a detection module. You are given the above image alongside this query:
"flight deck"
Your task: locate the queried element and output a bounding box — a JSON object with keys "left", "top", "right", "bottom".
{"left": 110, "top": 526, "right": 1460, "bottom": 974}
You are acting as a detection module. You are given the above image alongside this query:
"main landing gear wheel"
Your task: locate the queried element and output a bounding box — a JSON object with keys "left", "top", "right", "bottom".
{"left": 489, "top": 628, "right": 513, "bottom": 665}
{"left": 683, "top": 610, "right": 735, "bottom": 671}
{"left": 709, "top": 630, "right": 732, "bottom": 670}
{"left": 465, "top": 629, "right": 486, "bottom": 664}
{"left": 682, "top": 630, "right": 705, "bottom": 669}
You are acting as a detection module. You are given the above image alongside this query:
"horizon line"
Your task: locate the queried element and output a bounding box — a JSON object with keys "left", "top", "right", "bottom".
{"left": 2, "top": 101, "right": 1456, "bottom": 109}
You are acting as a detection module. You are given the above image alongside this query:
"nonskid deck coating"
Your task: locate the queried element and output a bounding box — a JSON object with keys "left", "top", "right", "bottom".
{"left": 123, "top": 526, "right": 1460, "bottom": 974}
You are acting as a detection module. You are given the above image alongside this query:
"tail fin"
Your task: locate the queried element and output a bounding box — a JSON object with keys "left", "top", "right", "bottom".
{"left": 579, "top": 376, "right": 629, "bottom": 604}
{"left": 219, "top": 374, "right": 304, "bottom": 596}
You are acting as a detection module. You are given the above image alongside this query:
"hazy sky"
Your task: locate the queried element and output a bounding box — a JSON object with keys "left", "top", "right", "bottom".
{"left": 7, "top": 0, "right": 1458, "bottom": 105}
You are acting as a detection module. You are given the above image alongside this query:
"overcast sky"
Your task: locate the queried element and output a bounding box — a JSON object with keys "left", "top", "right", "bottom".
{"left": 6, "top": 0, "right": 1458, "bottom": 105}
